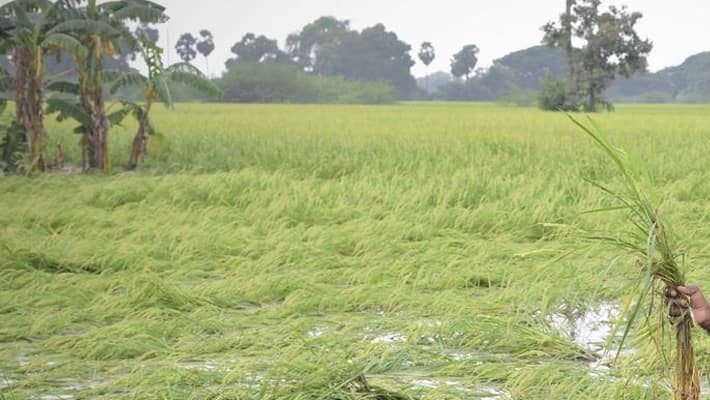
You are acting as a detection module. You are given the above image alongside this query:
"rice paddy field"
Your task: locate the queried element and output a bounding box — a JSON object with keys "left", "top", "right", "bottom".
{"left": 4, "top": 102, "right": 710, "bottom": 399}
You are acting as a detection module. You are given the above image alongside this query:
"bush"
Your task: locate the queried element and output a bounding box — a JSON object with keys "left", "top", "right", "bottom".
{"left": 433, "top": 66, "right": 523, "bottom": 102}
{"left": 435, "top": 79, "right": 492, "bottom": 101}
{"left": 537, "top": 76, "right": 568, "bottom": 111}
{"left": 217, "top": 62, "right": 396, "bottom": 104}
{"left": 313, "top": 76, "right": 395, "bottom": 104}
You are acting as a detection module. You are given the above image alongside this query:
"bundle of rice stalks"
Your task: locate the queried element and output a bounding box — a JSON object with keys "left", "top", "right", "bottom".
{"left": 571, "top": 115, "right": 699, "bottom": 400}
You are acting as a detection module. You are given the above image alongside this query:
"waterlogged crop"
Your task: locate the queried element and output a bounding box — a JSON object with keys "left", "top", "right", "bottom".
{"left": 2, "top": 103, "right": 710, "bottom": 399}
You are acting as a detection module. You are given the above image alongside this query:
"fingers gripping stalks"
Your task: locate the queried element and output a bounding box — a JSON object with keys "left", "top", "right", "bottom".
{"left": 666, "top": 286, "right": 710, "bottom": 332}
{"left": 663, "top": 286, "right": 701, "bottom": 400}
{"left": 665, "top": 286, "right": 691, "bottom": 322}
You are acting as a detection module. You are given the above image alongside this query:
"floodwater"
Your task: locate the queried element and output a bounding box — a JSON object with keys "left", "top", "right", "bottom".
{"left": 547, "top": 302, "right": 620, "bottom": 354}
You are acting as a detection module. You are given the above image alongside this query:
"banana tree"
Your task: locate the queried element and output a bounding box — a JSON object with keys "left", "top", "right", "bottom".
{"left": 0, "top": 0, "right": 73, "bottom": 171}
{"left": 0, "top": 66, "right": 21, "bottom": 173}
{"left": 109, "top": 35, "right": 221, "bottom": 170}
{"left": 0, "top": 14, "right": 19, "bottom": 172}
{"left": 44, "top": 0, "right": 166, "bottom": 171}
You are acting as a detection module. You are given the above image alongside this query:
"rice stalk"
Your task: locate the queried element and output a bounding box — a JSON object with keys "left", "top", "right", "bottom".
{"left": 571, "top": 114, "right": 699, "bottom": 400}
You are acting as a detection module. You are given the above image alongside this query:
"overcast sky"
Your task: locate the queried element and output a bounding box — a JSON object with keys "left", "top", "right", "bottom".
{"left": 58, "top": 0, "right": 710, "bottom": 77}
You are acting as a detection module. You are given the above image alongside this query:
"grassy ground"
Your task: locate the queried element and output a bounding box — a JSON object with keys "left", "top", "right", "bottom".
{"left": 3, "top": 103, "right": 710, "bottom": 399}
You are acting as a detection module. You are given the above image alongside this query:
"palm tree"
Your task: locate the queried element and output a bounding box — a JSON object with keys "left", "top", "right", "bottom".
{"left": 175, "top": 33, "right": 196, "bottom": 63}
{"left": 109, "top": 33, "right": 221, "bottom": 170}
{"left": 418, "top": 42, "right": 435, "bottom": 93}
{"left": 196, "top": 29, "right": 214, "bottom": 76}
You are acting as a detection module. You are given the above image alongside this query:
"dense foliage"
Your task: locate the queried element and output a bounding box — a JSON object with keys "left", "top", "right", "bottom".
{"left": 450, "top": 44, "right": 479, "bottom": 80}
{"left": 542, "top": 0, "right": 652, "bottom": 111}
{"left": 285, "top": 17, "right": 419, "bottom": 98}
{"left": 537, "top": 76, "right": 568, "bottom": 110}
{"left": 608, "top": 52, "right": 710, "bottom": 103}
{"left": 434, "top": 46, "right": 566, "bottom": 103}
{"left": 217, "top": 62, "right": 395, "bottom": 104}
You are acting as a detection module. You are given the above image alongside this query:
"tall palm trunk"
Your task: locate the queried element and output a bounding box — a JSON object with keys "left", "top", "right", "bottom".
{"left": 425, "top": 65, "right": 429, "bottom": 94}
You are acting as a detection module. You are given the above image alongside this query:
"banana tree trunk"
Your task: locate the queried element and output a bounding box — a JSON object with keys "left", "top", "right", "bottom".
{"left": 86, "top": 112, "right": 110, "bottom": 170}
{"left": 126, "top": 103, "right": 152, "bottom": 171}
{"left": 13, "top": 47, "right": 45, "bottom": 171}
{"left": 126, "top": 121, "right": 147, "bottom": 170}
{"left": 84, "top": 59, "right": 110, "bottom": 171}
{"left": 13, "top": 48, "right": 28, "bottom": 133}
{"left": 28, "top": 58, "right": 45, "bottom": 171}
{"left": 89, "top": 99, "right": 110, "bottom": 171}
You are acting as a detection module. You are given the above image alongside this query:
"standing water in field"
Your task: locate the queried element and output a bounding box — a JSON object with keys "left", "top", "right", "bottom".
{"left": 547, "top": 302, "right": 620, "bottom": 354}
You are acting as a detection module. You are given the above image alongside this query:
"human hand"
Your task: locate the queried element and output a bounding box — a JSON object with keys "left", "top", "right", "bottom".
{"left": 666, "top": 285, "right": 710, "bottom": 331}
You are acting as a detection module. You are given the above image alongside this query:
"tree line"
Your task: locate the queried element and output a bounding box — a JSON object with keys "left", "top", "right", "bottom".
{"left": 168, "top": 16, "right": 491, "bottom": 102}
{"left": 0, "top": 0, "right": 221, "bottom": 175}
{"left": 167, "top": 0, "right": 651, "bottom": 111}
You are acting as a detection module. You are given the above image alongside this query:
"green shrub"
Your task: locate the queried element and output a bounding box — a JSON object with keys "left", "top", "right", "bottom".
{"left": 217, "top": 62, "right": 396, "bottom": 104}
{"left": 537, "top": 76, "right": 569, "bottom": 111}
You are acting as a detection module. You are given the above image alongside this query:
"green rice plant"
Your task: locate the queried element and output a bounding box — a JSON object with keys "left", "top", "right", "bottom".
{"left": 571, "top": 114, "right": 699, "bottom": 400}
{"left": 5, "top": 103, "right": 710, "bottom": 398}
